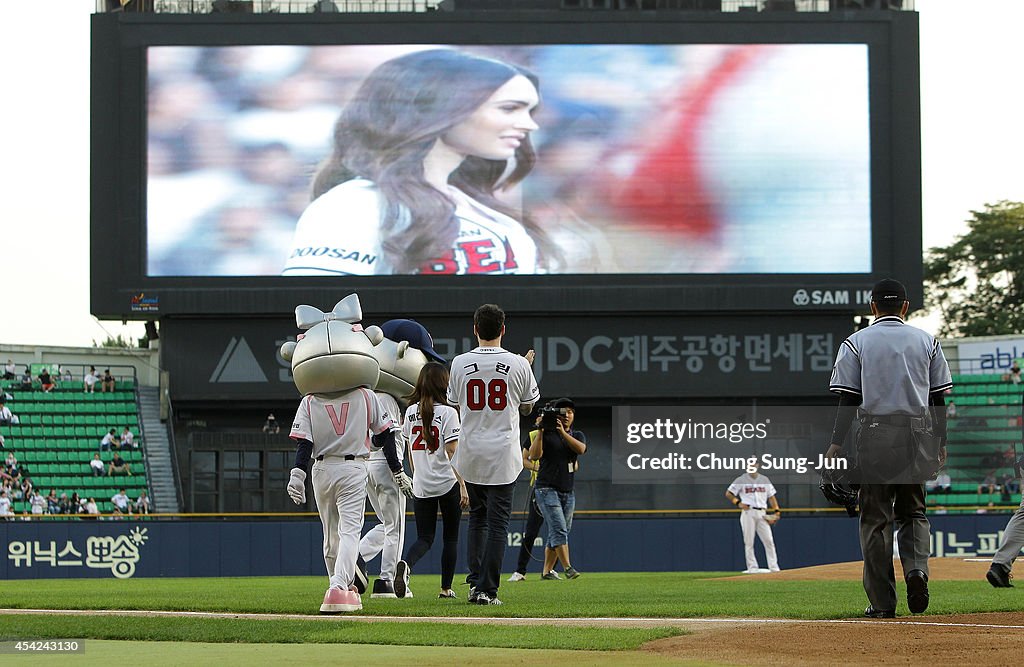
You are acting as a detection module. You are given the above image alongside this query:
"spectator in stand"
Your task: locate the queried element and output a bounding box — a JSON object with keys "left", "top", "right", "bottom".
{"left": 69, "top": 492, "right": 82, "bottom": 515}
{"left": 90, "top": 453, "right": 106, "bottom": 477}
{"left": 101, "top": 369, "right": 116, "bottom": 393}
{"left": 37, "top": 368, "right": 55, "bottom": 393}
{"left": 978, "top": 470, "right": 999, "bottom": 496}
{"left": 29, "top": 490, "right": 46, "bottom": 516}
{"left": 0, "top": 489, "right": 13, "bottom": 519}
{"left": 100, "top": 428, "right": 118, "bottom": 452}
{"left": 111, "top": 488, "right": 132, "bottom": 517}
{"left": 108, "top": 452, "right": 132, "bottom": 476}
{"left": 945, "top": 401, "right": 957, "bottom": 419}
{"left": 3, "top": 359, "right": 15, "bottom": 381}
{"left": 46, "top": 489, "right": 60, "bottom": 514}
{"left": 4, "top": 452, "right": 16, "bottom": 473}
{"left": 19, "top": 368, "right": 33, "bottom": 392}
{"left": 83, "top": 497, "right": 99, "bottom": 519}
{"left": 1004, "top": 361, "right": 1022, "bottom": 385}
{"left": 59, "top": 366, "right": 73, "bottom": 382}
{"left": 135, "top": 490, "right": 151, "bottom": 515}
{"left": 0, "top": 397, "right": 20, "bottom": 426}
{"left": 120, "top": 426, "right": 135, "bottom": 451}
{"left": 262, "top": 413, "right": 280, "bottom": 435}
{"left": 83, "top": 366, "right": 99, "bottom": 393}
{"left": 58, "top": 493, "right": 72, "bottom": 515}
{"left": 927, "top": 470, "right": 952, "bottom": 493}
{"left": 16, "top": 477, "right": 32, "bottom": 502}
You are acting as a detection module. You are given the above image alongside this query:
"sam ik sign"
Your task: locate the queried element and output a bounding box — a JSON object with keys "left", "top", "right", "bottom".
{"left": 792, "top": 289, "right": 872, "bottom": 306}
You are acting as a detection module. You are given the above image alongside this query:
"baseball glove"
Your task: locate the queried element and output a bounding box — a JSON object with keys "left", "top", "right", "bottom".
{"left": 765, "top": 510, "right": 781, "bottom": 525}
{"left": 820, "top": 463, "right": 859, "bottom": 517}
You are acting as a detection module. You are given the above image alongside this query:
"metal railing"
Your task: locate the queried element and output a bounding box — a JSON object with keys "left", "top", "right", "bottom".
{"left": 98, "top": 0, "right": 913, "bottom": 13}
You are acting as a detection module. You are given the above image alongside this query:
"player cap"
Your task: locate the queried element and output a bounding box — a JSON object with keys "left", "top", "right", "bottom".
{"left": 870, "top": 278, "right": 907, "bottom": 303}
{"left": 380, "top": 319, "right": 447, "bottom": 365}
{"left": 552, "top": 397, "right": 575, "bottom": 409}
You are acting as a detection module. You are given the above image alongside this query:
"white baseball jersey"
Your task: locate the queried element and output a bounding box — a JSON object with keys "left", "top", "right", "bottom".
{"left": 368, "top": 392, "right": 406, "bottom": 465}
{"left": 727, "top": 473, "right": 777, "bottom": 509}
{"left": 290, "top": 387, "right": 393, "bottom": 458}
{"left": 282, "top": 178, "right": 539, "bottom": 276}
{"left": 447, "top": 347, "right": 540, "bottom": 485}
{"left": 30, "top": 494, "right": 46, "bottom": 514}
{"left": 403, "top": 402, "right": 461, "bottom": 498}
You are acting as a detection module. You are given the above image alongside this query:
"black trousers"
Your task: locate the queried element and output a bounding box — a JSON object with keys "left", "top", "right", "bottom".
{"left": 466, "top": 481, "right": 515, "bottom": 597}
{"left": 404, "top": 482, "right": 463, "bottom": 590}
{"left": 515, "top": 492, "right": 545, "bottom": 575}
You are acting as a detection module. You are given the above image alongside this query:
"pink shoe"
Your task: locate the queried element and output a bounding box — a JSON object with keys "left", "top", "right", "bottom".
{"left": 320, "top": 586, "right": 362, "bottom": 614}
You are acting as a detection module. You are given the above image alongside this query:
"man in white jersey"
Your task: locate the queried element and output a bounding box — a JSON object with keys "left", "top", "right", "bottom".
{"left": 357, "top": 320, "right": 438, "bottom": 598}
{"left": 447, "top": 304, "right": 539, "bottom": 605}
{"left": 281, "top": 295, "right": 412, "bottom": 614}
{"left": 725, "top": 465, "right": 781, "bottom": 573}
{"left": 827, "top": 279, "right": 952, "bottom": 618}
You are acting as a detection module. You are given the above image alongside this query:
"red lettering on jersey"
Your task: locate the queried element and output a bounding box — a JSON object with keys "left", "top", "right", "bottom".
{"left": 419, "top": 250, "right": 459, "bottom": 275}
{"left": 325, "top": 403, "right": 350, "bottom": 436}
{"left": 460, "top": 239, "right": 499, "bottom": 273}
{"left": 502, "top": 237, "right": 519, "bottom": 271}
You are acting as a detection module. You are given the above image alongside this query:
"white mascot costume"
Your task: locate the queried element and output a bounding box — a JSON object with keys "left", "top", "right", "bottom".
{"left": 358, "top": 319, "right": 442, "bottom": 598}
{"left": 281, "top": 295, "right": 414, "bottom": 613}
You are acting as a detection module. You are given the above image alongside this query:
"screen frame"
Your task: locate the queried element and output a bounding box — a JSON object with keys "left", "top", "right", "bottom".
{"left": 90, "top": 10, "right": 922, "bottom": 319}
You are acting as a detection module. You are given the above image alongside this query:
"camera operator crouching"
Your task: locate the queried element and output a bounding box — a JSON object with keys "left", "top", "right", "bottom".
{"left": 528, "top": 397, "right": 587, "bottom": 580}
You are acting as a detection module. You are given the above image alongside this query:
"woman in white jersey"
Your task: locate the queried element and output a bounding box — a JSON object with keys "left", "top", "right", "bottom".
{"left": 282, "top": 49, "right": 561, "bottom": 276}
{"left": 394, "top": 362, "right": 467, "bottom": 600}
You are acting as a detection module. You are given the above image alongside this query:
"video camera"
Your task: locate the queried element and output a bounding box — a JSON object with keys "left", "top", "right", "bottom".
{"left": 539, "top": 402, "right": 569, "bottom": 430}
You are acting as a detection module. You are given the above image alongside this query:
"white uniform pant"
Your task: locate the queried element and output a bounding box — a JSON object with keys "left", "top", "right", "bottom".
{"left": 312, "top": 458, "right": 368, "bottom": 590}
{"left": 740, "top": 508, "right": 779, "bottom": 571}
{"left": 358, "top": 461, "right": 407, "bottom": 582}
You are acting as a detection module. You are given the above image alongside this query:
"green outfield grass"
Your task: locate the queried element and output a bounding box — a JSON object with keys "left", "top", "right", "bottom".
{"left": 1, "top": 572, "right": 1020, "bottom": 624}
{"left": 0, "top": 615, "right": 683, "bottom": 651}
{"left": 3, "top": 641, "right": 695, "bottom": 667}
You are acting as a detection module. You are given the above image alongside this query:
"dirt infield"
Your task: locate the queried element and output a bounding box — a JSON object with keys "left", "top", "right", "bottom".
{"left": 718, "top": 556, "right": 994, "bottom": 582}
{"left": 674, "top": 558, "right": 1024, "bottom": 664}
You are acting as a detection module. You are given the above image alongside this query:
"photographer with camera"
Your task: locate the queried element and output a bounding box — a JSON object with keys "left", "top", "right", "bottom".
{"left": 528, "top": 397, "right": 587, "bottom": 580}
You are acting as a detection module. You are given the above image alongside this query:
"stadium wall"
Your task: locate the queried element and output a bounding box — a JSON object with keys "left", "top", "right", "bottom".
{"left": 0, "top": 515, "right": 1011, "bottom": 579}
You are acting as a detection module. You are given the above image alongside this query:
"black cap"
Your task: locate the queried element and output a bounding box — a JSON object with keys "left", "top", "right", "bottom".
{"left": 380, "top": 319, "right": 447, "bottom": 365}
{"left": 871, "top": 278, "right": 908, "bottom": 303}
{"left": 552, "top": 397, "right": 575, "bottom": 409}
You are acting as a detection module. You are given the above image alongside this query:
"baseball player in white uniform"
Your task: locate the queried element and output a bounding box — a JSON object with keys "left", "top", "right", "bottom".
{"left": 726, "top": 467, "right": 781, "bottom": 574}
{"left": 448, "top": 304, "right": 539, "bottom": 605}
{"left": 357, "top": 319, "right": 442, "bottom": 599}
{"left": 280, "top": 295, "right": 412, "bottom": 614}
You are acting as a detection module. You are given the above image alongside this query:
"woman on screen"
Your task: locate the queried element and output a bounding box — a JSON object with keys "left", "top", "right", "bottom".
{"left": 282, "top": 49, "right": 559, "bottom": 276}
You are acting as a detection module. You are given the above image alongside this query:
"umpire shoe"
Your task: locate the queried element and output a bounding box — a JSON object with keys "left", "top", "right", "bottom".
{"left": 864, "top": 605, "right": 896, "bottom": 619}
{"left": 906, "top": 570, "right": 929, "bottom": 613}
{"left": 987, "top": 562, "right": 1013, "bottom": 588}
{"left": 353, "top": 555, "right": 369, "bottom": 595}
{"left": 395, "top": 560, "right": 410, "bottom": 598}
{"left": 371, "top": 578, "right": 398, "bottom": 599}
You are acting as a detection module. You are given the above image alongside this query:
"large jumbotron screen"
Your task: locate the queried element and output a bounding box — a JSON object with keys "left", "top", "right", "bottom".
{"left": 90, "top": 11, "right": 921, "bottom": 317}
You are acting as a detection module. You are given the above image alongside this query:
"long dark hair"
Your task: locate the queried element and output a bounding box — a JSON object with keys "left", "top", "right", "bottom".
{"left": 312, "top": 49, "right": 560, "bottom": 273}
{"left": 405, "top": 362, "right": 451, "bottom": 453}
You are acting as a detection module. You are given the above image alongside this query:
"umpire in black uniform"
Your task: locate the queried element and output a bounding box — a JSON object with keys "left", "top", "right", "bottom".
{"left": 826, "top": 279, "right": 953, "bottom": 618}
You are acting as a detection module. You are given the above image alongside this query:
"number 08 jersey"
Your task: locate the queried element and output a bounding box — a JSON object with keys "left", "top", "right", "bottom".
{"left": 403, "top": 402, "right": 461, "bottom": 498}
{"left": 447, "top": 347, "right": 540, "bottom": 485}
